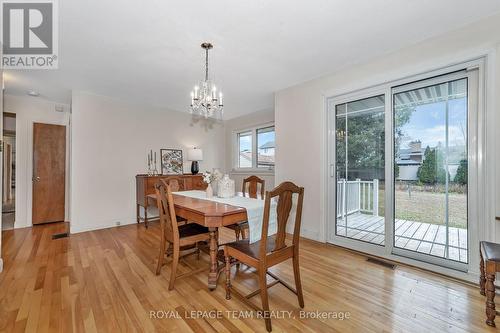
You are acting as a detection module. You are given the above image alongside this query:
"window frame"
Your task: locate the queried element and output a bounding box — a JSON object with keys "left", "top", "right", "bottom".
{"left": 233, "top": 122, "right": 275, "bottom": 173}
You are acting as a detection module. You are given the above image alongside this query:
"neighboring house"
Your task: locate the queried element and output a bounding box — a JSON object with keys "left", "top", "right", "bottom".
{"left": 238, "top": 141, "right": 275, "bottom": 168}
{"left": 396, "top": 140, "right": 465, "bottom": 181}
{"left": 396, "top": 141, "right": 424, "bottom": 181}
{"left": 259, "top": 141, "right": 275, "bottom": 156}
{"left": 239, "top": 150, "right": 252, "bottom": 168}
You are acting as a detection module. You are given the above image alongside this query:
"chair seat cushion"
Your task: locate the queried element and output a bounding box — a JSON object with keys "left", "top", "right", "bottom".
{"left": 225, "top": 221, "right": 249, "bottom": 231}
{"left": 481, "top": 241, "right": 500, "bottom": 262}
{"left": 179, "top": 223, "right": 209, "bottom": 238}
{"left": 225, "top": 236, "right": 276, "bottom": 259}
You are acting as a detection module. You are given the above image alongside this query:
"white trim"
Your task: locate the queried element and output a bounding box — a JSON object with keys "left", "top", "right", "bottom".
{"left": 321, "top": 56, "right": 488, "bottom": 99}
{"left": 70, "top": 217, "right": 136, "bottom": 234}
{"left": 331, "top": 236, "right": 478, "bottom": 283}
{"left": 323, "top": 56, "right": 489, "bottom": 279}
{"left": 230, "top": 169, "right": 274, "bottom": 176}
{"left": 0, "top": 258, "right": 3, "bottom": 273}
{"left": 384, "top": 89, "right": 394, "bottom": 258}
{"left": 20, "top": 118, "right": 70, "bottom": 228}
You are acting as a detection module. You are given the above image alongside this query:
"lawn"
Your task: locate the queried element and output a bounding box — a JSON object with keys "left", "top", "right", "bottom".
{"left": 376, "top": 186, "right": 467, "bottom": 229}
{"left": 395, "top": 190, "right": 467, "bottom": 228}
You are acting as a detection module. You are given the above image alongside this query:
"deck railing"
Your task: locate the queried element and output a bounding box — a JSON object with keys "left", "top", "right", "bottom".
{"left": 337, "top": 179, "right": 379, "bottom": 219}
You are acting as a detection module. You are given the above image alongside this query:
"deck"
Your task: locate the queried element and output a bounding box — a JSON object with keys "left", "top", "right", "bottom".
{"left": 336, "top": 213, "right": 468, "bottom": 263}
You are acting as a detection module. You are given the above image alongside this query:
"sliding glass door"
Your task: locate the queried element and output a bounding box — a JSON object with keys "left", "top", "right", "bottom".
{"left": 328, "top": 68, "right": 477, "bottom": 271}
{"left": 392, "top": 74, "right": 469, "bottom": 265}
{"left": 333, "top": 95, "right": 385, "bottom": 245}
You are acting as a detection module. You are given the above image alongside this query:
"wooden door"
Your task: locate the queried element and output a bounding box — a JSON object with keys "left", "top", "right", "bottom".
{"left": 32, "top": 123, "right": 66, "bottom": 224}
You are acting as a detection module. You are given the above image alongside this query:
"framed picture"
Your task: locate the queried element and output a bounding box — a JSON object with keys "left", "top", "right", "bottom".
{"left": 160, "top": 149, "right": 183, "bottom": 175}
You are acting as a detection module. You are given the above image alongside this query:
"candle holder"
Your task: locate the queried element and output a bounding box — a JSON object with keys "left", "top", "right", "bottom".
{"left": 147, "top": 150, "right": 154, "bottom": 176}
{"left": 152, "top": 162, "right": 159, "bottom": 176}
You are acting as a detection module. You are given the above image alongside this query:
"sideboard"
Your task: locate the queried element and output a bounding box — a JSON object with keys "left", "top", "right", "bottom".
{"left": 135, "top": 174, "right": 206, "bottom": 227}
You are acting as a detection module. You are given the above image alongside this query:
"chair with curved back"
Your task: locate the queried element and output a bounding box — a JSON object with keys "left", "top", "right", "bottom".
{"left": 160, "top": 177, "right": 185, "bottom": 192}
{"left": 224, "top": 181, "right": 305, "bottom": 332}
{"left": 226, "top": 175, "right": 265, "bottom": 240}
{"left": 154, "top": 182, "right": 210, "bottom": 290}
{"left": 160, "top": 178, "right": 187, "bottom": 224}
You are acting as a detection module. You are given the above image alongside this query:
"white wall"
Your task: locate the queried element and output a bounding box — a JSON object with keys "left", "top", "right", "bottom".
{"left": 0, "top": 69, "right": 3, "bottom": 272}
{"left": 70, "top": 91, "right": 225, "bottom": 233}
{"left": 224, "top": 108, "right": 275, "bottom": 191}
{"left": 275, "top": 13, "right": 500, "bottom": 243}
{"left": 4, "top": 95, "right": 71, "bottom": 228}
{"left": 497, "top": 41, "right": 500, "bottom": 224}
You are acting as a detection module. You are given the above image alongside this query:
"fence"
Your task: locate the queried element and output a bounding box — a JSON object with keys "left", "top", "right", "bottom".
{"left": 337, "top": 179, "right": 379, "bottom": 220}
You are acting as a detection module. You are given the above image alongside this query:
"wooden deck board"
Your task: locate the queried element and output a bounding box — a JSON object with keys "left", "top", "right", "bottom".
{"left": 336, "top": 213, "right": 468, "bottom": 263}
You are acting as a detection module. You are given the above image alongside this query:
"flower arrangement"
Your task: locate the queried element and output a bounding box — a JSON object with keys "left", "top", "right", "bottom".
{"left": 202, "top": 171, "right": 220, "bottom": 185}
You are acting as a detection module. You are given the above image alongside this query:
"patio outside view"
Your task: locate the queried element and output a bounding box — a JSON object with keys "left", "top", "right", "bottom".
{"left": 336, "top": 79, "right": 468, "bottom": 264}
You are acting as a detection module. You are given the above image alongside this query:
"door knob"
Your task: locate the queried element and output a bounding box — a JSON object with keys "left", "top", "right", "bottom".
{"left": 33, "top": 176, "right": 40, "bottom": 182}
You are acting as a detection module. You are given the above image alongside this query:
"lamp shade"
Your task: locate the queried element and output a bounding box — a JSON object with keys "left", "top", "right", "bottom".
{"left": 187, "top": 148, "right": 203, "bottom": 161}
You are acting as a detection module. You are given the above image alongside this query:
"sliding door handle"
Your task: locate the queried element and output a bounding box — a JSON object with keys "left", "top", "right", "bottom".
{"left": 33, "top": 176, "right": 41, "bottom": 182}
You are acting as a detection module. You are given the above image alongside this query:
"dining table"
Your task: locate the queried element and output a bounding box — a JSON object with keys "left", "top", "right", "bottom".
{"left": 147, "top": 190, "right": 257, "bottom": 290}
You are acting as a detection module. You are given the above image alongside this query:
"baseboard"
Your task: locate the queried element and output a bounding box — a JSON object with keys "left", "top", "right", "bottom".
{"left": 70, "top": 217, "right": 136, "bottom": 234}
{"left": 0, "top": 258, "right": 3, "bottom": 273}
{"left": 299, "top": 228, "right": 321, "bottom": 242}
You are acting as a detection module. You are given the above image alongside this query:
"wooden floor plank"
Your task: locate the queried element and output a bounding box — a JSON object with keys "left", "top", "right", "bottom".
{"left": 0, "top": 222, "right": 492, "bottom": 333}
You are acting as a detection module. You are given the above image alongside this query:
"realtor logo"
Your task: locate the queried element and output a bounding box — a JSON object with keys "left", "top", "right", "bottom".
{"left": 1, "top": 0, "right": 58, "bottom": 69}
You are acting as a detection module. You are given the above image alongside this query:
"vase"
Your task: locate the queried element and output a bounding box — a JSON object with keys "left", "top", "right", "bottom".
{"left": 218, "top": 174, "right": 235, "bottom": 198}
{"left": 206, "top": 184, "right": 213, "bottom": 198}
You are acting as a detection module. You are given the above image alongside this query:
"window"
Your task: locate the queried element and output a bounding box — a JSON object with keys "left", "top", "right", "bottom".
{"left": 238, "top": 131, "right": 252, "bottom": 168}
{"left": 235, "top": 124, "right": 275, "bottom": 170}
{"left": 257, "top": 126, "right": 275, "bottom": 168}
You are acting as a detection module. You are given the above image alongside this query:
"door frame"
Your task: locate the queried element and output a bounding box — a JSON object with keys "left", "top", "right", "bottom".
{"left": 324, "top": 57, "right": 487, "bottom": 281}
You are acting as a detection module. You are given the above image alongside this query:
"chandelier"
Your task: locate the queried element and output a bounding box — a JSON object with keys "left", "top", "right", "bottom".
{"left": 190, "top": 42, "right": 223, "bottom": 119}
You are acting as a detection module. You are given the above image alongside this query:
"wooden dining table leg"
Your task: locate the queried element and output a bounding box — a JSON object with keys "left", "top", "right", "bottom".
{"left": 208, "top": 227, "right": 218, "bottom": 290}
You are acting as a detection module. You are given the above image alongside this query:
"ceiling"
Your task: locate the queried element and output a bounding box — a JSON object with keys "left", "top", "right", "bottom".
{"left": 5, "top": 0, "right": 500, "bottom": 119}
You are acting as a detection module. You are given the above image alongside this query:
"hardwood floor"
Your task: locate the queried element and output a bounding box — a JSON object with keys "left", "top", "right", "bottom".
{"left": 0, "top": 221, "right": 495, "bottom": 332}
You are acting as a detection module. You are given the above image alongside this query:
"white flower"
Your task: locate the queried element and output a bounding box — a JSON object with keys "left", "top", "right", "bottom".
{"left": 203, "top": 171, "right": 214, "bottom": 184}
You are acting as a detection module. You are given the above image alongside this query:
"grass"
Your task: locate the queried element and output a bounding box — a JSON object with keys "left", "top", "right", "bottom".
{"left": 376, "top": 186, "right": 467, "bottom": 229}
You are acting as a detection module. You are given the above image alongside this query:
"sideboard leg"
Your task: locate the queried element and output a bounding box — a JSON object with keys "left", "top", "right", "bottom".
{"left": 136, "top": 204, "right": 140, "bottom": 223}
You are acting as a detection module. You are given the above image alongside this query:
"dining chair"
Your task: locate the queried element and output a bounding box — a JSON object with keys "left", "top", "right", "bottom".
{"left": 160, "top": 178, "right": 187, "bottom": 224}
{"left": 161, "top": 177, "right": 185, "bottom": 192}
{"left": 154, "top": 182, "right": 210, "bottom": 290}
{"left": 226, "top": 175, "right": 265, "bottom": 240}
{"left": 224, "top": 181, "right": 305, "bottom": 332}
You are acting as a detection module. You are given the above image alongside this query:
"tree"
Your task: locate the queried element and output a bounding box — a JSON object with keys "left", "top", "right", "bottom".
{"left": 435, "top": 144, "right": 448, "bottom": 184}
{"left": 418, "top": 146, "right": 437, "bottom": 184}
{"left": 417, "top": 146, "right": 450, "bottom": 185}
{"left": 454, "top": 159, "right": 468, "bottom": 184}
{"left": 336, "top": 102, "right": 414, "bottom": 180}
